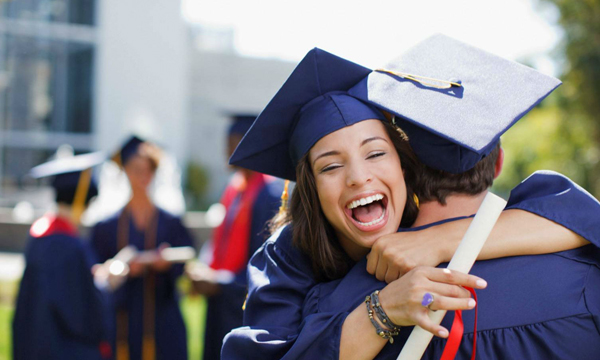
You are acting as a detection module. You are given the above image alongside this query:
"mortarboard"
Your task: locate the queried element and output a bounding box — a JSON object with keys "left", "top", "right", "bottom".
{"left": 229, "top": 48, "right": 387, "bottom": 181}
{"left": 30, "top": 151, "right": 105, "bottom": 219}
{"left": 348, "top": 34, "right": 562, "bottom": 173}
{"left": 228, "top": 115, "right": 257, "bottom": 137}
{"left": 114, "top": 135, "right": 145, "bottom": 167}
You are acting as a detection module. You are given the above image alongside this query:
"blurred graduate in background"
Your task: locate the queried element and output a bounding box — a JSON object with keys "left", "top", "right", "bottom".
{"left": 187, "top": 115, "right": 283, "bottom": 360}
{"left": 12, "top": 150, "right": 112, "bottom": 360}
{"left": 91, "top": 136, "right": 193, "bottom": 360}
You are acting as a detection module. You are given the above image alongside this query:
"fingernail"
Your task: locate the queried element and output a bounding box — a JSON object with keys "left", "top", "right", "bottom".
{"left": 438, "top": 329, "right": 448, "bottom": 337}
{"left": 443, "top": 269, "right": 451, "bottom": 274}
{"left": 468, "top": 299, "right": 476, "bottom": 308}
{"left": 476, "top": 279, "right": 487, "bottom": 288}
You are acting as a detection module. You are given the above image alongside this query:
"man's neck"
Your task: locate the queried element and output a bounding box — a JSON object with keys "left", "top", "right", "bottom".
{"left": 412, "top": 191, "right": 488, "bottom": 228}
{"left": 56, "top": 204, "right": 76, "bottom": 225}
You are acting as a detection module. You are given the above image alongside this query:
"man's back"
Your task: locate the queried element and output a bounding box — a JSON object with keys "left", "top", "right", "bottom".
{"left": 308, "top": 244, "right": 600, "bottom": 359}
{"left": 13, "top": 230, "right": 107, "bottom": 360}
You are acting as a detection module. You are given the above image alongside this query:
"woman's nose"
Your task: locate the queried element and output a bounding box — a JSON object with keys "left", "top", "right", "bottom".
{"left": 345, "top": 164, "right": 372, "bottom": 188}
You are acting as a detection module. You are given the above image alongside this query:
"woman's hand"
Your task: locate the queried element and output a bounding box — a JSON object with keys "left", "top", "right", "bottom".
{"left": 366, "top": 225, "right": 465, "bottom": 283}
{"left": 378, "top": 266, "right": 486, "bottom": 337}
{"left": 151, "top": 243, "right": 173, "bottom": 273}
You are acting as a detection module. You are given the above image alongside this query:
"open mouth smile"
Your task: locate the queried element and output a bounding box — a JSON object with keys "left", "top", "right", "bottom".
{"left": 344, "top": 193, "right": 389, "bottom": 232}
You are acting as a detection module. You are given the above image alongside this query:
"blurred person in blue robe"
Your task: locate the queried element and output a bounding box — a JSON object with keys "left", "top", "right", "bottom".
{"left": 12, "top": 151, "right": 113, "bottom": 360}
{"left": 187, "top": 115, "right": 283, "bottom": 360}
{"left": 221, "top": 37, "right": 600, "bottom": 359}
{"left": 91, "top": 136, "right": 193, "bottom": 360}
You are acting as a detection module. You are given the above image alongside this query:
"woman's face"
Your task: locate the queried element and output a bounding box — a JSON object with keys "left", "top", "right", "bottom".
{"left": 309, "top": 120, "right": 407, "bottom": 261}
{"left": 124, "top": 154, "right": 156, "bottom": 192}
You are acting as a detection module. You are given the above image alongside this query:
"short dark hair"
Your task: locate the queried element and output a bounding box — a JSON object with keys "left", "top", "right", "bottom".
{"left": 55, "top": 184, "right": 98, "bottom": 206}
{"left": 414, "top": 142, "right": 501, "bottom": 205}
{"left": 271, "top": 121, "right": 420, "bottom": 282}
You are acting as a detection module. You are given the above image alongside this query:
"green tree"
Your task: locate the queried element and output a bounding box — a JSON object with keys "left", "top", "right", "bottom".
{"left": 494, "top": 0, "right": 600, "bottom": 196}
{"left": 534, "top": 0, "right": 600, "bottom": 195}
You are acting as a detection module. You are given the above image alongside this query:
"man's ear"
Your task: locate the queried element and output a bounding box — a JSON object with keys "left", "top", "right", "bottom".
{"left": 494, "top": 147, "right": 504, "bottom": 179}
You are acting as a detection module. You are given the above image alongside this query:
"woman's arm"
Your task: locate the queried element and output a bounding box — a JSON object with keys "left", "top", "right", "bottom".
{"left": 339, "top": 267, "right": 485, "bottom": 360}
{"left": 367, "top": 171, "right": 597, "bottom": 283}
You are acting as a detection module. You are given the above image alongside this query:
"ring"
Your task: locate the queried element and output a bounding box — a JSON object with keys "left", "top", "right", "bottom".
{"left": 421, "top": 292, "right": 434, "bottom": 309}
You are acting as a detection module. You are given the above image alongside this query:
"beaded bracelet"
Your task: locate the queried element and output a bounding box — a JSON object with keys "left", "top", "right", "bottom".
{"left": 371, "top": 290, "right": 402, "bottom": 332}
{"left": 365, "top": 293, "right": 400, "bottom": 344}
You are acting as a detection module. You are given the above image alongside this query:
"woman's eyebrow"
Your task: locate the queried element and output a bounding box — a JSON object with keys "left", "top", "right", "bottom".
{"left": 362, "top": 136, "right": 388, "bottom": 146}
{"left": 312, "top": 150, "right": 340, "bottom": 166}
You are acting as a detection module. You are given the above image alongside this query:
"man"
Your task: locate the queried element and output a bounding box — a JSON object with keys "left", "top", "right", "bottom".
{"left": 13, "top": 151, "right": 112, "bottom": 360}
{"left": 188, "top": 115, "right": 283, "bottom": 360}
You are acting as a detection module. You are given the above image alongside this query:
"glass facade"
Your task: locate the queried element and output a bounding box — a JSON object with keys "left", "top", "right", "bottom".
{"left": 0, "top": 0, "right": 95, "bottom": 191}
{"left": 2, "top": 0, "right": 95, "bottom": 26}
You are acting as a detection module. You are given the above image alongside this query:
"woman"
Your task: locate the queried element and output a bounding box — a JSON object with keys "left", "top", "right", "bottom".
{"left": 91, "top": 136, "right": 193, "bottom": 360}
{"left": 222, "top": 47, "right": 596, "bottom": 359}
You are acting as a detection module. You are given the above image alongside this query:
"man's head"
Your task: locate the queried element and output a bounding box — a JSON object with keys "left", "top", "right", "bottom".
{"left": 227, "top": 115, "right": 256, "bottom": 171}
{"left": 414, "top": 143, "right": 504, "bottom": 205}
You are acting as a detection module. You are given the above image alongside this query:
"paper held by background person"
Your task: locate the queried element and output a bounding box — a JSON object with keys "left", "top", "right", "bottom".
{"left": 94, "top": 245, "right": 196, "bottom": 291}
{"left": 397, "top": 192, "right": 507, "bottom": 360}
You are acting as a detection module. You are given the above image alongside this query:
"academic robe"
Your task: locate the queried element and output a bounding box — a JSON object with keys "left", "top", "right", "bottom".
{"left": 222, "top": 170, "right": 600, "bottom": 359}
{"left": 91, "top": 207, "right": 193, "bottom": 360}
{"left": 203, "top": 174, "right": 283, "bottom": 360}
{"left": 13, "top": 215, "right": 111, "bottom": 360}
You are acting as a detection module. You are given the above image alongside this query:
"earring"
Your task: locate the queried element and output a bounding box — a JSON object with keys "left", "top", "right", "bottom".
{"left": 413, "top": 193, "right": 420, "bottom": 209}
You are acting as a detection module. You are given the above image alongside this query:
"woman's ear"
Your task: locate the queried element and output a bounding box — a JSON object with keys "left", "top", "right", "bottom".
{"left": 494, "top": 147, "right": 504, "bottom": 179}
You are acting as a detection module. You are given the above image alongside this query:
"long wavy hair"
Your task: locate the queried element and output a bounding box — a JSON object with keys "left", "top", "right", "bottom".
{"left": 270, "top": 121, "right": 420, "bottom": 282}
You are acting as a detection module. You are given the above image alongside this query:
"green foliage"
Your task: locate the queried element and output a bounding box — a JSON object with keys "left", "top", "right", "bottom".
{"left": 185, "top": 162, "right": 211, "bottom": 211}
{"left": 534, "top": 0, "right": 600, "bottom": 195}
{"left": 494, "top": 98, "right": 598, "bottom": 195}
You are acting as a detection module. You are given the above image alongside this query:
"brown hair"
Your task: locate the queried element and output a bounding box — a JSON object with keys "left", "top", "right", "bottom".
{"left": 415, "top": 143, "right": 501, "bottom": 205}
{"left": 271, "top": 121, "right": 419, "bottom": 282}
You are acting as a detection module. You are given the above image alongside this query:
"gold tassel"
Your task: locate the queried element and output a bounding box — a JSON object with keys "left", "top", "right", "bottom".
{"left": 71, "top": 169, "right": 92, "bottom": 224}
{"left": 278, "top": 180, "right": 290, "bottom": 216}
{"left": 142, "top": 337, "right": 156, "bottom": 360}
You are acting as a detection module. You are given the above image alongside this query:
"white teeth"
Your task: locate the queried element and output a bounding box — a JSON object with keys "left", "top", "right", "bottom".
{"left": 356, "top": 208, "right": 386, "bottom": 227}
{"left": 346, "top": 194, "right": 384, "bottom": 209}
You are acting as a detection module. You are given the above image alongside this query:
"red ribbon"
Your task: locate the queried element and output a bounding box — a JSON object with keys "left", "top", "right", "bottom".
{"left": 440, "top": 287, "right": 478, "bottom": 360}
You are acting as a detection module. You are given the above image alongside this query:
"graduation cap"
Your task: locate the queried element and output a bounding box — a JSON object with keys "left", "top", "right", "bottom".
{"left": 348, "top": 34, "right": 562, "bottom": 173}
{"left": 228, "top": 115, "right": 257, "bottom": 137}
{"left": 229, "top": 48, "right": 386, "bottom": 181}
{"left": 113, "top": 135, "right": 145, "bottom": 167}
{"left": 30, "top": 151, "right": 105, "bottom": 221}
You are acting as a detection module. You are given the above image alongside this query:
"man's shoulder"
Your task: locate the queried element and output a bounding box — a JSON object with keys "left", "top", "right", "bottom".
{"left": 468, "top": 250, "right": 595, "bottom": 330}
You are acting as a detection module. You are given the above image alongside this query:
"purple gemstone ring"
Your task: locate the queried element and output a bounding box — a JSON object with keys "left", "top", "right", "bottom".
{"left": 421, "top": 292, "right": 434, "bottom": 308}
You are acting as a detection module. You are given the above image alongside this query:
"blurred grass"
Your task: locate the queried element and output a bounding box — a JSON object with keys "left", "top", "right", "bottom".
{"left": 0, "top": 278, "right": 207, "bottom": 360}
{"left": 0, "top": 304, "right": 12, "bottom": 360}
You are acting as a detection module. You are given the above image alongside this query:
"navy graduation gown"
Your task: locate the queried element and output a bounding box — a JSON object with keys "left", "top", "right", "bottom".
{"left": 91, "top": 207, "right": 193, "bottom": 360}
{"left": 222, "top": 171, "right": 600, "bottom": 359}
{"left": 203, "top": 179, "right": 283, "bottom": 360}
{"left": 13, "top": 219, "right": 110, "bottom": 360}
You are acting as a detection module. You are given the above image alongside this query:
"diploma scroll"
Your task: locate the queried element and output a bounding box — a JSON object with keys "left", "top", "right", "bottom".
{"left": 397, "top": 192, "right": 507, "bottom": 360}
{"left": 96, "top": 246, "right": 196, "bottom": 291}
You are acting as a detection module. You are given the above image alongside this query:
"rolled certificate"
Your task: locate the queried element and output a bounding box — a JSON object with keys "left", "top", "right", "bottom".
{"left": 135, "top": 246, "right": 196, "bottom": 264}
{"left": 397, "top": 192, "right": 507, "bottom": 360}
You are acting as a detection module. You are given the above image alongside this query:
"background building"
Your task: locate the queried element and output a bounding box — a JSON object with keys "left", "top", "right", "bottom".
{"left": 0, "top": 0, "right": 294, "bottom": 216}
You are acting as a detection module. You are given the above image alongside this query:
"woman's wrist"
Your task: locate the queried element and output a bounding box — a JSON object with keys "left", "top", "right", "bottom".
{"left": 437, "top": 220, "right": 469, "bottom": 263}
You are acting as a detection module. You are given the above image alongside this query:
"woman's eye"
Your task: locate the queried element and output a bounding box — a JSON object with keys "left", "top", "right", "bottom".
{"left": 367, "top": 152, "right": 386, "bottom": 159}
{"left": 320, "top": 164, "right": 341, "bottom": 173}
